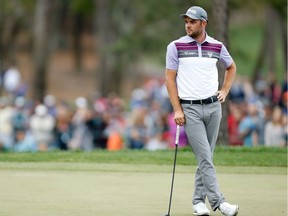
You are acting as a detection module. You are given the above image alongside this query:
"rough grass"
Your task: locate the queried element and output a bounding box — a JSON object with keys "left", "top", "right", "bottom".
{"left": 0, "top": 146, "right": 286, "bottom": 167}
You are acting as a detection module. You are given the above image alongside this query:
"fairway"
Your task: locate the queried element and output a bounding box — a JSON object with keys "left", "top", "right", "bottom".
{"left": 0, "top": 162, "right": 286, "bottom": 216}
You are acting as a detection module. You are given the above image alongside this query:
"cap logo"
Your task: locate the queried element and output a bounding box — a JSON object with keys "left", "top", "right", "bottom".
{"left": 189, "top": 9, "right": 197, "bottom": 14}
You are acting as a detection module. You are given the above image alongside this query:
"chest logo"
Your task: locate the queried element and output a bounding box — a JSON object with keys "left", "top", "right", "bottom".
{"left": 207, "top": 52, "right": 213, "bottom": 58}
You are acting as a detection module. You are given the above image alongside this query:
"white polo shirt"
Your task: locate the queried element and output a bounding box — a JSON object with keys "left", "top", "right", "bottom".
{"left": 166, "top": 34, "right": 233, "bottom": 100}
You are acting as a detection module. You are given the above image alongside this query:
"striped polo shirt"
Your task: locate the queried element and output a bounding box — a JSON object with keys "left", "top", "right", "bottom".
{"left": 166, "top": 34, "right": 233, "bottom": 100}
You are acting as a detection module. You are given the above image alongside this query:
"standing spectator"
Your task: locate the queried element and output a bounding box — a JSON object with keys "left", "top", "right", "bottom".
{"left": 264, "top": 106, "right": 285, "bottom": 147}
{"left": 30, "top": 104, "right": 55, "bottom": 151}
{"left": 227, "top": 103, "right": 243, "bottom": 146}
{"left": 2, "top": 67, "right": 21, "bottom": 99}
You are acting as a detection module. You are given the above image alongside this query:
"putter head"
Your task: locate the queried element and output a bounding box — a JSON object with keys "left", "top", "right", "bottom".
{"left": 164, "top": 214, "right": 170, "bottom": 216}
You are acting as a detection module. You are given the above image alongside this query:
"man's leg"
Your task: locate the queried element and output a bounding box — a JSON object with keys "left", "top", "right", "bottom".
{"left": 183, "top": 103, "right": 225, "bottom": 211}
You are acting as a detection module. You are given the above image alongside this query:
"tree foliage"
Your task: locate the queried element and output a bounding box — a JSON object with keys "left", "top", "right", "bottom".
{"left": 0, "top": 0, "right": 286, "bottom": 98}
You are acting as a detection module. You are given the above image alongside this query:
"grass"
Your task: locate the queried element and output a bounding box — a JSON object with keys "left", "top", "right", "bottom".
{"left": 0, "top": 146, "right": 286, "bottom": 167}
{"left": 0, "top": 146, "right": 286, "bottom": 216}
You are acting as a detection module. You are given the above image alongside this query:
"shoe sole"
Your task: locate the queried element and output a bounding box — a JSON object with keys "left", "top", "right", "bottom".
{"left": 193, "top": 213, "right": 210, "bottom": 216}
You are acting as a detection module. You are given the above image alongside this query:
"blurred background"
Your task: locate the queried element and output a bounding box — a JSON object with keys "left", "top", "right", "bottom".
{"left": 0, "top": 0, "right": 287, "bottom": 152}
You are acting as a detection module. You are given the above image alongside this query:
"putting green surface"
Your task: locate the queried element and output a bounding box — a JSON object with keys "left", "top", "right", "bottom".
{"left": 0, "top": 162, "right": 286, "bottom": 216}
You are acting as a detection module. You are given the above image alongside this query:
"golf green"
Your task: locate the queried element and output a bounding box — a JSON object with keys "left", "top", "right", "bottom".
{"left": 0, "top": 162, "right": 286, "bottom": 216}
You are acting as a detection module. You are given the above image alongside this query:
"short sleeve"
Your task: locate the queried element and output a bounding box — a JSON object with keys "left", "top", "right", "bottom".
{"left": 219, "top": 44, "right": 233, "bottom": 69}
{"left": 166, "top": 42, "right": 179, "bottom": 70}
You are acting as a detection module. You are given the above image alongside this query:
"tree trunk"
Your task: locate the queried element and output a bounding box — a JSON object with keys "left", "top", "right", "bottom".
{"left": 32, "top": 0, "right": 59, "bottom": 102}
{"left": 213, "top": 0, "right": 229, "bottom": 145}
{"left": 32, "top": 0, "right": 53, "bottom": 102}
{"left": 94, "top": 0, "right": 110, "bottom": 97}
{"left": 73, "top": 13, "right": 83, "bottom": 73}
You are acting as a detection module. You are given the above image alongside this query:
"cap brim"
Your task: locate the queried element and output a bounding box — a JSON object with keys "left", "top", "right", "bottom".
{"left": 179, "top": 14, "right": 208, "bottom": 22}
{"left": 179, "top": 14, "right": 198, "bottom": 19}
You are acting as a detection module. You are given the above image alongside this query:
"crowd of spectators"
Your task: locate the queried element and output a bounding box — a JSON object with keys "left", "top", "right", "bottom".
{"left": 0, "top": 67, "right": 287, "bottom": 152}
{"left": 228, "top": 75, "right": 287, "bottom": 147}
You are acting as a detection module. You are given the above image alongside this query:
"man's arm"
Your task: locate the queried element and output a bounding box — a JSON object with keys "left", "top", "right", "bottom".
{"left": 165, "top": 69, "right": 185, "bottom": 125}
{"left": 217, "top": 61, "right": 236, "bottom": 103}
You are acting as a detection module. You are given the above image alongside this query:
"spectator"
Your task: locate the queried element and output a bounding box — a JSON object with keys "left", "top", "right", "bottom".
{"left": 30, "top": 104, "right": 55, "bottom": 151}
{"left": 69, "top": 97, "right": 93, "bottom": 150}
{"left": 281, "top": 114, "right": 288, "bottom": 146}
{"left": 0, "top": 98, "right": 14, "bottom": 150}
{"left": 280, "top": 91, "right": 288, "bottom": 115}
{"left": 13, "top": 129, "right": 37, "bottom": 152}
{"left": 2, "top": 67, "right": 22, "bottom": 99}
{"left": 52, "top": 103, "right": 73, "bottom": 150}
{"left": 103, "top": 94, "right": 125, "bottom": 150}
{"left": 264, "top": 106, "right": 285, "bottom": 147}
{"left": 11, "top": 97, "right": 29, "bottom": 143}
{"left": 227, "top": 103, "right": 243, "bottom": 146}
{"left": 126, "top": 108, "right": 147, "bottom": 149}
{"left": 238, "top": 102, "right": 259, "bottom": 147}
{"left": 44, "top": 94, "right": 57, "bottom": 117}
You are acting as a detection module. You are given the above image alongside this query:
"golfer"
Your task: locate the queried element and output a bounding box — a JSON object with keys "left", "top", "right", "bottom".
{"left": 165, "top": 6, "right": 239, "bottom": 216}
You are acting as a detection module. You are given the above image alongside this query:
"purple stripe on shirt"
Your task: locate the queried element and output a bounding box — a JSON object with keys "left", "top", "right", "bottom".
{"left": 202, "top": 43, "right": 222, "bottom": 53}
{"left": 175, "top": 42, "right": 198, "bottom": 51}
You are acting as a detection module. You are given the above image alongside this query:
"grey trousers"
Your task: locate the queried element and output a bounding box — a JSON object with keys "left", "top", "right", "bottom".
{"left": 182, "top": 101, "right": 225, "bottom": 211}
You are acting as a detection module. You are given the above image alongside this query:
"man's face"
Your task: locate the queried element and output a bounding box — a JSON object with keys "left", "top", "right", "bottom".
{"left": 184, "top": 17, "right": 206, "bottom": 39}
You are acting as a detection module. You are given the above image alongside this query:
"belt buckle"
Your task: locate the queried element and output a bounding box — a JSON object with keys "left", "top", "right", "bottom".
{"left": 200, "top": 99, "right": 203, "bottom": 105}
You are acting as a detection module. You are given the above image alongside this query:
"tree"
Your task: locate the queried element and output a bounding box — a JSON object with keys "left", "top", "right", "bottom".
{"left": 213, "top": 0, "right": 230, "bottom": 145}
{"left": 252, "top": 0, "right": 287, "bottom": 83}
{"left": 32, "top": 0, "right": 58, "bottom": 101}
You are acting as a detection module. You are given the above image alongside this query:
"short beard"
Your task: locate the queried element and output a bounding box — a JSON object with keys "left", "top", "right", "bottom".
{"left": 188, "top": 31, "right": 201, "bottom": 39}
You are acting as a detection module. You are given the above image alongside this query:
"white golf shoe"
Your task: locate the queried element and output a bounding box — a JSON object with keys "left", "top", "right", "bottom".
{"left": 193, "top": 202, "right": 210, "bottom": 215}
{"left": 219, "top": 202, "right": 239, "bottom": 216}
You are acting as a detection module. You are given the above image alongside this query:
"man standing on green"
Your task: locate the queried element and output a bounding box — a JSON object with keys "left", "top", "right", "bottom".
{"left": 165, "top": 6, "right": 239, "bottom": 216}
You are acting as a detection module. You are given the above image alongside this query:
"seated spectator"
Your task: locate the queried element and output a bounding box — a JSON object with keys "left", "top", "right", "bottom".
{"left": 30, "top": 104, "right": 55, "bottom": 151}
{"left": 238, "top": 102, "right": 259, "bottom": 147}
{"left": 69, "top": 97, "right": 94, "bottom": 151}
{"left": 280, "top": 91, "right": 288, "bottom": 115}
{"left": 126, "top": 108, "right": 147, "bottom": 149}
{"left": 13, "top": 129, "right": 37, "bottom": 152}
{"left": 0, "top": 98, "right": 14, "bottom": 150}
{"left": 282, "top": 115, "right": 288, "bottom": 146}
{"left": 264, "top": 106, "right": 286, "bottom": 147}
{"left": 11, "top": 97, "right": 29, "bottom": 143}
{"left": 52, "top": 104, "right": 73, "bottom": 150}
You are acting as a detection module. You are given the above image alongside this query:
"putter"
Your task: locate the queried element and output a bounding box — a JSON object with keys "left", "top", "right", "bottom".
{"left": 164, "top": 124, "right": 180, "bottom": 216}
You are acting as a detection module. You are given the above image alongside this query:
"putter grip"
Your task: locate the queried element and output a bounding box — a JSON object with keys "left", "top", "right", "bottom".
{"left": 175, "top": 125, "right": 180, "bottom": 146}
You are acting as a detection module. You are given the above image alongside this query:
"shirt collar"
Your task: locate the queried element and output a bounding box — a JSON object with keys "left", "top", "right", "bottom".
{"left": 183, "top": 33, "right": 211, "bottom": 44}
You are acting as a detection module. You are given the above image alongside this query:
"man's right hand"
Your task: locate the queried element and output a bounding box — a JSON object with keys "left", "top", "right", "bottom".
{"left": 174, "top": 110, "right": 185, "bottom": 126}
